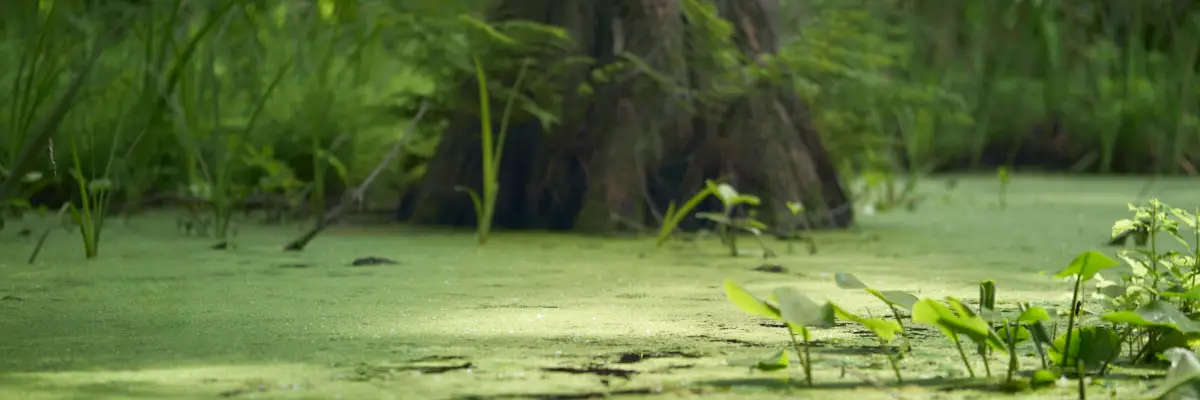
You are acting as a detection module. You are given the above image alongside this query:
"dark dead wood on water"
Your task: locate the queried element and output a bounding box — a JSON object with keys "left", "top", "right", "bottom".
{"left": 283, "top": 100, "right": 430, "bottom": 251}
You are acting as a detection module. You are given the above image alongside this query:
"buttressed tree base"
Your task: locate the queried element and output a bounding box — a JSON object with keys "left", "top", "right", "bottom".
{"left": 400, "top": 0, "right": 853, "bottom": 234}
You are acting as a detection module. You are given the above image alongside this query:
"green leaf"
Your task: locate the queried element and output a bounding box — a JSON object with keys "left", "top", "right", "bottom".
{"left": 1018, "top": 306, "right": 1052, "bottom": 324}
{"left": 945, "top": 298, "right": 1007, "bottom": 352}
{"left": 1048, "top": 326, "right": 1121, "bottom": 370}
{"left": 1111, "top": 218, "right": 1138, "bottom": 238}
{"left": 1149, "top": 348, "right": 1200, "bottom": 400}
{"left": 1161, "top": 287, "right": 1200, "bottom": 302}
{"left": 453, "top": 186, "right": 484, "bottom": 219}
{"left": 1100, "top": 301, "right": 1200, "bottom": 334}
{"left": 913, "top": 298, "right": 1005, "bottom": 352}
{"left": 912, "top": 298, "right": 958, "bottom": 339}
{"left": 872, "top": 289, "right": 919, "bottom": 311}
{"left": 834, "top": 272, "right": 869, "bottom": 289}
{"left": 22, "top": 171, "right": 43, "bottom": 183}
{"left": 723, "top": 280, "right": 781, "bottom": 320}
{"left": 756, "top": 349, "right": 789, "bottom": 371}
{"left": 997, "top": 325, "right": 1031, "bottom": 344}
{"left": 1053, "top": 250, "right": 1120, "bottom": 281}
{"left": 1171, "top": 209, "right": 1197, "bottom": 229}
{"left": 320, "top": 151, "right": 350, "bottom": 184}
{"left": 728, "top": 349, "right": 789, "bottom": 371}
{"left": 730, "top": 194, "right": 761, "bottom": 206}
{"left": 835, "top": 271, "right": 916, "bottom": 307}
{"left": 696, "top": 212, "right": 731, "bottom": 225}
{"left": 834, "top": 304, "right": 902, "bottom": 342}
{"left": 1030, "top": 369, "right": 1058, "bottom": 388}
{"left": 712, "top": 182, "right": 737, "bottom": 203}
{"left": 786, "top": 201, "right": 804, "bottom": 215}
{"left": 744, "top": 219, "right": 769, "bottom": 230}
{"left": 772, "top": 286, "right": 834, "bottom": 328}
{"left": 87, "top": 178, "right": 113, "bottom": 193}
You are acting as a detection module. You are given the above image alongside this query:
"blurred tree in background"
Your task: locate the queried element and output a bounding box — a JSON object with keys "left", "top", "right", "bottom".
{"left": 2, "top": 0, "right": 1199, "bottom": 234}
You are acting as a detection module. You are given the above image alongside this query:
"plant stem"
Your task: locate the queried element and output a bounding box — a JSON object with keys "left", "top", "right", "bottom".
{"left": 1061, "top": 274, "right": 1083, "bottom": 375}
{"left": 887, "top": 303, "right": 911, "bottom": 354}
{"left": 952, "top": 336, "right": 976, "bottom": 378}
{"left": 1149, "top": 203, "right": 1161, "bottom": 301}
{"left": 473, "top": 55, "right": 495, "bottom": 245}
{"left": 788, "top": 327, "right": 812, "bottom": 387}
{"left": 1191, "top": 212, "right": 1199, "bottom": 310}
{"left": 1077, "top": 360, "right": 1087, "bottom": 400}
{"left": 1004, "top": 320, "right": 1018, "bottom": 384}
{"left": 883, "top": 339, "right": 903, "bottom": 383}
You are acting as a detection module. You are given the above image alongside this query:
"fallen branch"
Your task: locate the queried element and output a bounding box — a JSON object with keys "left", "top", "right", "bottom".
{"left": 283, "top": 100, "right": 430, "bottom": 251}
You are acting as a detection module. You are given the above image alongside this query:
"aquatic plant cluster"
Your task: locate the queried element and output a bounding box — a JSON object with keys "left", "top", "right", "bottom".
{"left": 721, "top": 199, "right": 1200, "bottom": 399}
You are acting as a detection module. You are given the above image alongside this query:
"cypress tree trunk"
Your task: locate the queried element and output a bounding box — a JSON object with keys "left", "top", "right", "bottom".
{"left": 401, "top": 0, "right": 853, "bottom": 232}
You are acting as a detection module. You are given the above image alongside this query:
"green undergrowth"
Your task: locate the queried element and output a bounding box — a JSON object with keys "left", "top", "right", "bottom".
{"left": 0, "top": 175, "right": 1197, "bottom": 399}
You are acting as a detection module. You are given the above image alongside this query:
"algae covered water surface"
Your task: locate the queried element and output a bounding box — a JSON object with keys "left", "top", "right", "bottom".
{"left": 0, "top": 176, "right": 1196, "bottom": 399}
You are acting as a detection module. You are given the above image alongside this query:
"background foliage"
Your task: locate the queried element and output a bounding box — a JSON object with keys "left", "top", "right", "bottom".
{"left": 2, "top": 0, "right": 1198, "bottom": 226}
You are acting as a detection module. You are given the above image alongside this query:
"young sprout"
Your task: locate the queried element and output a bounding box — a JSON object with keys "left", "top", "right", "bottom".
{"left": 785, "top": 201, "right": 818, "bottom": 255}
{"left": 696, "top": 182, "right": 774, "bottom": 257}
{"left": 724, "top": 280, "right": 835, "bottom": 386}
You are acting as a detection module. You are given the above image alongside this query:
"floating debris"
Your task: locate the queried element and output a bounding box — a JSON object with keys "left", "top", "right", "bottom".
{"left": 542, "top": 366, "right": 637, "bottom": 379}
{"left": 274, "top": 263, "right": 316, "bottom": 269}
{"left": 349, "top": 256, "right": 398, "bottom": 267}
{"left": 753, "top": 264, "right": 786, "bottom": 273}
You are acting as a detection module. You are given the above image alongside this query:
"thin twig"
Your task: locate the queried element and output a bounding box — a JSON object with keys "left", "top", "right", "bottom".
{"left": 283, "top": 100, "right": 429, "bottom": 251}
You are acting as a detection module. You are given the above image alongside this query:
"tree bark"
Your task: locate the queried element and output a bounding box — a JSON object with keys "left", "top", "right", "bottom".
{"left": 401, "top": 0, "right": 853, "bottom": 232}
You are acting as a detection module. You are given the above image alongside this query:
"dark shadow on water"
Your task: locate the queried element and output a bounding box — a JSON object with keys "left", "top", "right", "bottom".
{"left": 811, "top": 344, "right": 899, "bottom": 356}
